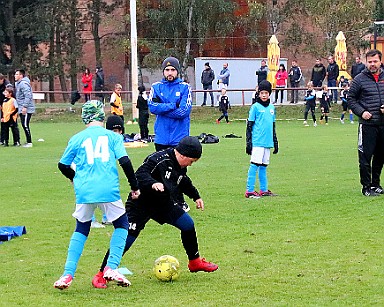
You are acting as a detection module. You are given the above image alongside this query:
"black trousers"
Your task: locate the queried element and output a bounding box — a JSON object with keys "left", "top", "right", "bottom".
{"left": 357, "top": 124, "right": 384, "bottom": 188}
{"left": 19, "top": 113, "right": 32, "bottom": 143}
{"left": 3, "top": 119, "right": 20, "bottom": 145}
{"left": 290, "top": 81, "right": 300, "bottom": 103}
{"left": 0, "top": 121, "right": 5, "bottom": 143}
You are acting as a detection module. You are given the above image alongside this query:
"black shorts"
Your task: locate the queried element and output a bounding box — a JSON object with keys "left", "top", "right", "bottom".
{"left": 320, "top": 104, "right": 329, "bottom": 113}
{"left": 125, "top": 199, "right": 185, "bottom": 237}
{"left": 342, "top": 101, "right": 348, "bottom": 112}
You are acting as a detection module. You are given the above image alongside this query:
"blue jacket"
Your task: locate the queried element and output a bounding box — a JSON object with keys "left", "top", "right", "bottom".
{"left": 148, "top": 78, "right": 192, "bottom": 146}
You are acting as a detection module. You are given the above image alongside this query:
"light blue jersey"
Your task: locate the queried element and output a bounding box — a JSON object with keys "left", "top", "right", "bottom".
{"left": 60, "top": 126, "right": 127, "bottom": 204}
{"left": 248, "top": 102, "right": 275, "bottom": 148}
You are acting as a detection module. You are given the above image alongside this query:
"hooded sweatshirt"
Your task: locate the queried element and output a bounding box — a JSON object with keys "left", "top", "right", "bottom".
{"left": 15, "top": 76, "right": 35, "bottom": 114}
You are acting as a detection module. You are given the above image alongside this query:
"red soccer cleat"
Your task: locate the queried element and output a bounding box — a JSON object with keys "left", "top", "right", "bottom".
{"left": 92, "top": 271, "right": 107, "bottom": 289}
{"left": 245, "top": 191, "right": 261, "bottom": 199}
{"left": 188, "top": 257, "right": 218, "bottom": 273}
{"left": 259, "top": 190, "right": 277, "bottom": 197}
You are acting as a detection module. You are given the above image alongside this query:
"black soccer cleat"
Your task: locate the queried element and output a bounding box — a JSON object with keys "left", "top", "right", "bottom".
{"left": 362, "top": 187, "right": 380, "bottom": 197}
{"left": 371, "top": 186, "right": 384, "bottom": 194}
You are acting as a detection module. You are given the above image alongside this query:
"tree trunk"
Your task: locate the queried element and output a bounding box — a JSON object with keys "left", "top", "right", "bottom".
{"left": 68, "top": 0, "right": 78, "bottom": 96}
{"left": 55, "top": 21, "right": 69, "bottom": 102}
{"left": 48, "top": 7, "right": 56, "bottom": 102}
{"left": 91, "top": 0, "right": 102, "bottom": 67}
{"left": 181, "top": 0, "right": 195, "bottom": 82}
{"left": 5, "top": 0, "right": 17, "bottom": 70}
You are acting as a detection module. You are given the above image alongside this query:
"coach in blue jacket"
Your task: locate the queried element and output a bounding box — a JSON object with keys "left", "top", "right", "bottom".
{"left": 148, "top": 57, "right": 192, "bottom": 151}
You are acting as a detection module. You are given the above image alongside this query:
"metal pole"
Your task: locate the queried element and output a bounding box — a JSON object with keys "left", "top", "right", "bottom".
{"left": 130, "top": 0, "right": 138, "bottom": 120}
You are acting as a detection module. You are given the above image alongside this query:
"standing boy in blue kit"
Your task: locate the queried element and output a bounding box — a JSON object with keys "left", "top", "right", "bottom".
{"left": 245, "top": 81, "right": 279, "bottom": 198}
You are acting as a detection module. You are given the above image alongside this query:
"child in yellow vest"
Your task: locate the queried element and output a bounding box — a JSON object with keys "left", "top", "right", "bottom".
{"left": 1, "top": 87, "right": 20, "bottom": 146}
{"left": 110, "top": 83, "right": 124, "bottom": 131}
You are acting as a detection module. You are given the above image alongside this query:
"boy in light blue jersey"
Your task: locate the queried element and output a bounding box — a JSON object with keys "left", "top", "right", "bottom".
{"left": 54, "top": 100, "right": 140, "bottom": 290}
{"left": 245, "top": 81, "right": 279, "bottom": 198}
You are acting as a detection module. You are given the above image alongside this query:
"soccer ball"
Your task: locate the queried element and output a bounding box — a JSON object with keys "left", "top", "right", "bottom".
{"left": 153, "top": 255, "right": 180, "bottom": 282}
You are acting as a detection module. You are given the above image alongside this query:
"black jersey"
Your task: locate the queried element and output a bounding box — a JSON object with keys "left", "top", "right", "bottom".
{"left": 319, "top": 92, "right": 330, "bottom": 108}
{"left": 219, "top": 95, "right": 229, "bottom": 112}
{"left": 135, "top": 148, "right": 200, "bottom": 207}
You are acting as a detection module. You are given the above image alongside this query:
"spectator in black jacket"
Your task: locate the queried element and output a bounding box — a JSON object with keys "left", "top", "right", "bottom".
{"left": 200, "top": 62, "right": 215, "bottom": 106}
{"left": 350, "top": 56, "right": 366, "bottom": 79}
{"left": 94, "top": 66, "right": 105, "bottom": 101}
{"left": 256, "top": 60, "right": 268, "bottom": 85}
{"left": 348, "top": 49, "right": 384, "bottom": 197}
{"left": 288, "top": 60, "right": 302, "bottom": 104}
{"left": 311, "top": 58, "right": 326, "bottom": 87}
{"left": 326, "top": 55, "right": 339, "bottom": 103}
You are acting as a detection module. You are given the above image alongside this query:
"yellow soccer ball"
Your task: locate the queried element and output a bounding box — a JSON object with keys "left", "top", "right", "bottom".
{"left": 153, "top": 255, "right": 180, "bottom": 282}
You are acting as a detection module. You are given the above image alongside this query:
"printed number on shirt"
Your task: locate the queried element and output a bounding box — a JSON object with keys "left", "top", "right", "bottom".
{"left": 165, "top": 171, "right": 171, "bottom": 179}
{"left": 81, "top": 136, "right": 110, "bottom": 164}
{"left": 129, "top": 222, "right": 136, "bottom": 230}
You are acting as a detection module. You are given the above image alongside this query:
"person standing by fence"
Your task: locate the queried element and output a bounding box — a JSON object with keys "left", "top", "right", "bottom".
{"left": 348, "top": 49, "right": 384, "bottom": 197}
{"left": 288, "top": 60, "right": 302, "bottom": 104}
{"left": 15, "top": 69, "right": 35, "bottom": 148}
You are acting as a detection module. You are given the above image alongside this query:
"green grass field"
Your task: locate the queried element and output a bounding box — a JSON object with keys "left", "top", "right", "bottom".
{"left": 1, "top": 105, "right": 384, "bottom": 306}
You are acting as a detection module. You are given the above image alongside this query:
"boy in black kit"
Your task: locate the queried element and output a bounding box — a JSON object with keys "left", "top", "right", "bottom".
{"left": 136, "top": 85, "right": 149, "bottom": 141}
{"left": 319, "top": 85, "right": 331, "bottom": 125}
{"left": 303, "top": 81, "right": 317, "bottom": 127}
{"left": 92, "top": 136, "right": 218, "bottom": 289}
{"left": 216, "top": 88, "right": 230, "bottom": 124}
{"left": 340, "top": 82, "right": 353, "bottom": 124}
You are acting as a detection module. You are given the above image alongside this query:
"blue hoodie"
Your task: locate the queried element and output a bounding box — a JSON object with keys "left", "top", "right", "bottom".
{"left": 15, "top": 76, "right": 35, "bottom": 114}
{"left": 148, "top": 77, "right": 192, "bottom": 146}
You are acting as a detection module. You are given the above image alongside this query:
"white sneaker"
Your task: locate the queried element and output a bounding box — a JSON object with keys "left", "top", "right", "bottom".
{"left": 22, "top": 143, "right": 33, "bottom": 148}
{"left": 91, "top": 221, "right": 105, "bottom": 228}
{"left": 340, "top": 119, "right": 345, "bottom": 124}
{"left": 303, "top": 121, "right": 307, "bottom": 125}
{"left": 54, "top": 274, "right": 73, "bottom": 289}
{"left": 103, "top": 267, "right": 131, "bottom": 287}
{"left": 314, "top": 122, "right": 317, "bottom": 127}
{"left": 350, "top": 121, "right": 354, "bottom": 124}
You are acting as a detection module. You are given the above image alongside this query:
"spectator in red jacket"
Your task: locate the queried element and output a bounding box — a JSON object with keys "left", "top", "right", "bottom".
{"left": 274, "top": 64, "right": 288, "bottom": 104}
{"left": 81, "top": 68, "right": 93, "bottom": 102}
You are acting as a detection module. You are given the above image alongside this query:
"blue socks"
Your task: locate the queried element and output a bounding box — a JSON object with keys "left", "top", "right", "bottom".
{"left": 246, "top": 164, "right": 269, "bottom": 192}
{"left": 63, "top": 232, "right": 87, "bottom": 277}
{"left": 259, "top": 166, "right": 268, "bottom": 192}
{"left": 246, "top": 164, "right": 259, "bottom": 192}
{"left": 106, "top": 228, "right": 128, "bottom": 269}
{"left": 349, "top": 113, "right": 353, "bottom": 121}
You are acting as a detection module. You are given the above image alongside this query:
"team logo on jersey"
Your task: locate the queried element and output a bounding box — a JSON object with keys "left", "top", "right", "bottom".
{"left": 176, "top": 92, "right": 180, "bottom": 97}
{"left": 270, "top": 109, "right": 275, "bottom": 115}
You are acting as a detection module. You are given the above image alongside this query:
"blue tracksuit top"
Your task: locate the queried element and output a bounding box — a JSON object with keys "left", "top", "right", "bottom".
{"left": 148, "top": 77, "right": 192, "bottom": 146}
